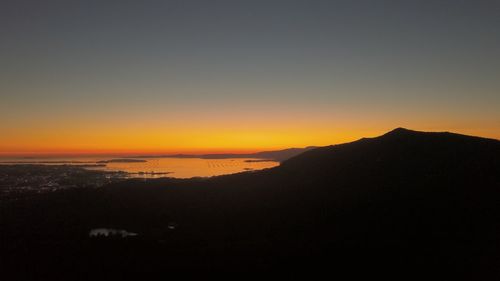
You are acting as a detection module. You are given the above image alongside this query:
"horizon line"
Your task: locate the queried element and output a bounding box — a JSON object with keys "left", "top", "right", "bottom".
{"left": 0, "top": 147, "right": 313, "bottom": 158}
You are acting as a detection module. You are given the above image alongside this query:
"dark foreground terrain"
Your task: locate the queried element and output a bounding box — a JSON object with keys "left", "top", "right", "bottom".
{"left": 1, "top": 128, "right": 499, "bottom": 280}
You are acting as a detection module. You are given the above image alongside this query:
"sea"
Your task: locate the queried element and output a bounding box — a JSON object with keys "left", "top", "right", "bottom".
{"left": 0, "top": 156, "right": 279, "bottom": 179}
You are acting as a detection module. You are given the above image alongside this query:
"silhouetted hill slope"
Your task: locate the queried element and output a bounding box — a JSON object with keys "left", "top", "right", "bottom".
{"left": 280, "top": 127, "right": 499, "bottom": 182}
{"left": 1, "top": 128, "right": 500, "bottom": 279}
{"left": 245, "top": 146, "right": 317, "bottom": 162}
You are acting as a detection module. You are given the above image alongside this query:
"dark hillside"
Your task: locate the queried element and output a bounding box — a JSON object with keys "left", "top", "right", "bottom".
{"left": 1, "top": 128, "right": 500, "bottom": 279}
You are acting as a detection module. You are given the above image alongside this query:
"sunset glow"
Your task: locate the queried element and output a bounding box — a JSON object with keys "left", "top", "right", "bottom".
{"left": 1, "top": 1, "right": 499, "bottom": 156}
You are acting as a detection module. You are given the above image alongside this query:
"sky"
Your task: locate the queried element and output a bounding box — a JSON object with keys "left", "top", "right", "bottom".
{"left": 1, "top": 0, "right": 499, "bottom": 155}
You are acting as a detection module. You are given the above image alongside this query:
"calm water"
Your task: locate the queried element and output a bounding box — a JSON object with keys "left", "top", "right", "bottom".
{"left": 0, "top": 157, "right": 279, "bottom": 178}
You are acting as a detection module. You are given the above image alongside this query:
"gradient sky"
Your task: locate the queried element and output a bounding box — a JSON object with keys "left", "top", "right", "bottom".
{"left": 1, "top": 0, "right": 499, "bottom": 155}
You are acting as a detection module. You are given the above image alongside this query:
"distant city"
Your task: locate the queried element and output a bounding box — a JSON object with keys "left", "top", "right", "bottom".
{"left": 0, "top": 165, "right": 127, "bottom": 202}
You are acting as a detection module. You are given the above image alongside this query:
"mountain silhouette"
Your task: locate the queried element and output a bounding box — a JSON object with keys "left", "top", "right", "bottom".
{"left": 1, "top": 128, "right": 499, "bottom": 279}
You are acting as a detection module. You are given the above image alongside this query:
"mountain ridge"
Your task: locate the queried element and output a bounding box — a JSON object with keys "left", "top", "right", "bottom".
{"left": 280, "top": 127, "right": 500, "bottom": 169}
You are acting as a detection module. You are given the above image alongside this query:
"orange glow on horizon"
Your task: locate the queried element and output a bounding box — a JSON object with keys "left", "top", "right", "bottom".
{"left": 2, "top": 101, "right": 499, "bottom": 157}
{"left": 1, "top": 123, "right": 499, "bottom": 157}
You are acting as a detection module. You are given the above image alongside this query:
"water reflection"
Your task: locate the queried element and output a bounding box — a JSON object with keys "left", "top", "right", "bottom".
{"left": 92, "top": 158, "right": 279, "bottom": 178}
{"left": 0, "top": 157, "right": 279, "bottom": 179}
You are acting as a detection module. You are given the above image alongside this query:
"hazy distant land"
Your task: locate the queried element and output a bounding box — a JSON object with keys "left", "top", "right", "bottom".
{"left": 96, "top": 158, "right": 147, "bottom": 163}
{"left": 134, "top": 146, "right": 317, "bottom": 162}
